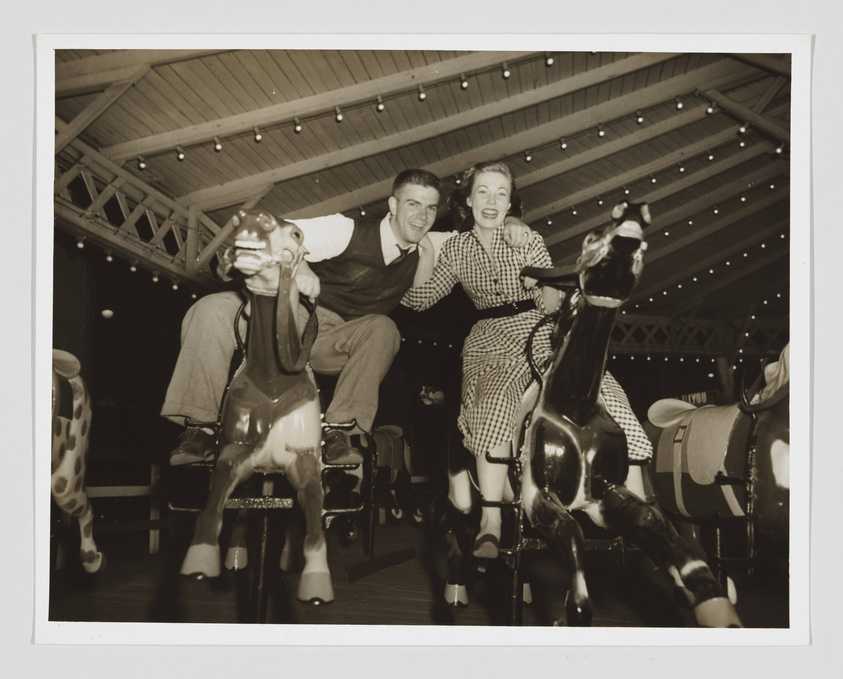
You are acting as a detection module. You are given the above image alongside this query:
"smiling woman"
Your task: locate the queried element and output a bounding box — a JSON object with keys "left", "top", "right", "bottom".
{"left": 402, "top": 161, "right": 652, "bottom": 569}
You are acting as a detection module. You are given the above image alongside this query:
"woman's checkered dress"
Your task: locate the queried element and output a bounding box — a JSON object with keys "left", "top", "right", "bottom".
{"left": 402, "top": 226, "right": 652, "bottom": 461}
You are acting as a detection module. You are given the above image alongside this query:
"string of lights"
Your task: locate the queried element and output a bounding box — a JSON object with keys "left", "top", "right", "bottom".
{"left": 140, "top": 52, "right": 560, "bottom": 168}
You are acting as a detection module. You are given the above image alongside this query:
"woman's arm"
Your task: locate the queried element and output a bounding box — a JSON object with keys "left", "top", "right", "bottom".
{"left": 524, "top": 231, "right": 562, "bottom": 314}
{"left": 402, "top": 243, "right": 459, "bottom": 311}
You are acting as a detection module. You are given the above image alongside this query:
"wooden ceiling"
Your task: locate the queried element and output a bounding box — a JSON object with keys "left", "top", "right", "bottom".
{"left": 53, "top": 48, "right": 791, "bottom": 356}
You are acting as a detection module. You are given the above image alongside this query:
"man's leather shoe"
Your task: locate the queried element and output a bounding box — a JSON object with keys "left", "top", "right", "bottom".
{"left": 323, "top": 429, "right": 364, "bottom": 465}
{"left": 169, "top": 427, "right": 216, "bottom": 466}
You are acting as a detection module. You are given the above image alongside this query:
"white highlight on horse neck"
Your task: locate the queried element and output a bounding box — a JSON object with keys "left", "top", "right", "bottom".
{"left": 771, "top": 439, "right": 790, "bottom": 489}
{"left": 250, "top": 397, "right": 322, "bottom": 472}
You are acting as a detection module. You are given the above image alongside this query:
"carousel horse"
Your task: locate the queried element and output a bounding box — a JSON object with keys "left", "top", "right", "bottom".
{"left": 179, "top": 209, "right": 334, "bottom": 605}
{"left": 51, "top": 349, "right": 105, "bottom": 574}
{"left": 441, "top": 202, "right": 741, "bottom": 627}
{"left": 645, "top": 344, "right": 789, "bottom": 589}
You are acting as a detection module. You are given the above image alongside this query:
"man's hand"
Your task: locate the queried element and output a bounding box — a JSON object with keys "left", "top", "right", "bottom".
{"left": 412, "top": 234, "right": 435, "bottom": 287}
{"left": 231, "top": 249, "right": 271, "bottom": 277}
{"left": 295, "top": 259, "right": 321, "bottom": 300}
{"left": 502, "top": 216, "right": 532, "bottom": 248}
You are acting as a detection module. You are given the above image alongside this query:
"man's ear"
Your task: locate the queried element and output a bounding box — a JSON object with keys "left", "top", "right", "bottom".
{"left": 388, "top": 195, "right": 397, "bottom": 215}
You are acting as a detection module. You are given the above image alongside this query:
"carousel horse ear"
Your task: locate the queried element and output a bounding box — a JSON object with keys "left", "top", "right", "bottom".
{"left": 640, "top": 203, "right": 652, "bottom": 225}
{"left": 611, "top": 202, "right": 627, "bottom": 220}
{"left": 52, "top": 349, "right": 81, "bottom": 380}
{"left": 647, "top": 398, "right": 697, "bottom": 428}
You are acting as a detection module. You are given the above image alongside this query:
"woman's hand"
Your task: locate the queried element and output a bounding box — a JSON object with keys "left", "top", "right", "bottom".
{"left": 232, "top": 249, "right": 270, "bottom": 277}
{"left": 502, "top": 216, "right": 532, "bottom": 248}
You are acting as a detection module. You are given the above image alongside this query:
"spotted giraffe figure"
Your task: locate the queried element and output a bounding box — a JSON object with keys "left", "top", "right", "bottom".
{"left": 51, "top": 349, "right": 105, "bottom": 574}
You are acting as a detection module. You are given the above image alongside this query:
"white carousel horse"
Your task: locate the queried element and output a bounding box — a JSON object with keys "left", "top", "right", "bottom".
{"left": 51, "top": 349, "right": 105, "bottom": 574}
{"left": 646, "top": 344, "right": 790, "bottom": 595}
{"left": 179, "top": 209, "right": 333, "bottom": 605}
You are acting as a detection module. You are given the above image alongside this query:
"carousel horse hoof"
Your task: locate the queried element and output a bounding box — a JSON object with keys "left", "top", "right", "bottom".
{"left": 693, "top": 597, "right": 743, "bottom": 628}
{"left": 726, "top": 576, "right": 738, "bottom": 605}
{"left": 224, "top": 546, "right": 249, "bottom": 571}
{"left": 672, "top": 585, "right": 695, "bottom": 609}
{"left": 564, "top": 591, "right": 593, "bottom": 627}
{"left": 472, "top": 534, "right": 500, "bottom": 560}
{"left": 522, "top": 581, "right": 533, "bottom": 605}
{"left": 81, "top": 551, "right": 106, "bottom": 575}
{"left": 475, "top": 558, "right": 489, "bottom": 574}
{"left": 279, "top": 545, "right": 304, "bottom": 574}
{"left": 444, "top": 581, "right": 469, "bottom": 608}
{"left": 180, "top": 543, "right": 221, "bottom": 579}
{"left": 297, "top": 571, "right": 335, "bottom": 605}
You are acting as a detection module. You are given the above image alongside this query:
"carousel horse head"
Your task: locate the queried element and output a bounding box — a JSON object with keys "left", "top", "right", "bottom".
{"left": 230, "top": 209, "right": 308, "bottom": 289}
{"left": 577, "top": 201, "right": 649, "bottom": 307}
{"left": 230, "top": 208, "right": 315, "bottom": 374}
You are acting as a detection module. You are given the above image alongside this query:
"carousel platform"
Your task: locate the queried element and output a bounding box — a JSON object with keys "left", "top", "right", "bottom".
{"left": 47, "top": 492, "right": 789, "bottom": 628}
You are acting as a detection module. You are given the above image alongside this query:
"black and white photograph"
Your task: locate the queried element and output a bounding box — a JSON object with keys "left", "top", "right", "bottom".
{"left": 6, "top": 2, "right": 842, "bottom": 674}
{"left": 38, "top": 37, "right": 808, "bottom": 644}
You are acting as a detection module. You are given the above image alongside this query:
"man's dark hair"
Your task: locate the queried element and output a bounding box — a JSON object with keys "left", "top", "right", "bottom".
{"left": 392, "top": 168, "right": 444, "bottom": 196}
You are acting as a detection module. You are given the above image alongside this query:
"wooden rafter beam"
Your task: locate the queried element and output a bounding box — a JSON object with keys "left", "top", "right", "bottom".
{"left": 543, "top": 140, "right": 786, "bottom": 252}
{"left": 193, "top": 190, "right": 273, "bottom": 272}
{"left": 753, "top": 77, "right": 789, "bottom": 113}
{"left": 279, "top": 61, "right": 763, "bottom": 220}
{"left": 728, "top": 53, "right": 791, "bottom": 78}
{"left": 665, "top": 249, "right": 788, "bottom": 319}
{"left": 61, "top": 135, "right": 192, "bottom": 222}
{"left": 631, "top": 216, "right": 789, "bottom": 303}
{"left": 608, "top": 314, "right": 727, "bottom": 355}
{"left": 178, "top": 52, "right": 684, "bottom": 210}
{"left": 54, "top": 67, "right": 149, "bottom": 154}
{"left": 700, "top": 88, "right": 790, "bottom": 143}
{"left": 55, "top": 49, "right": 231, "bottom": 97}
{"left": 535, "top": 132, "right": 773, "bottom": 230}
{"left": 54, "top": 200, "right": 221, "bottom": 289}
{"left": 101, "top": 50, "right": 542, "bottom": 163}
{"left": 719, "top": 276, "right": 789, "bottom": 322}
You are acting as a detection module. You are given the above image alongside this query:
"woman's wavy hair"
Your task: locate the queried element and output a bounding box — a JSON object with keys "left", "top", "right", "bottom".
{"left": 447, "top": 161, "right": 524, "bottom": 232}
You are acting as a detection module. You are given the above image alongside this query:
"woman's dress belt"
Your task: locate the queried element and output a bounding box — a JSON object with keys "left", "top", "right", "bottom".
{"left": 476, "top": 299, "right": 537, "bottom": 319}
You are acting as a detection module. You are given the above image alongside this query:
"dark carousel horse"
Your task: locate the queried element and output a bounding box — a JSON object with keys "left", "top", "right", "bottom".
{"left": 440, "top": 201, "right": 741, "bottom": 627}
{"left": 645, "top": 344, "right": 789, "bottom": 596}
{"left": 180, "top": 209, "right": 335, "bottom": 605}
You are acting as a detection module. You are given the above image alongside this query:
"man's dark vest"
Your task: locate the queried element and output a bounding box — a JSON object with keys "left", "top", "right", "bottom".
{"left": 309, "top": 219, "right": 419, "bottom": 321}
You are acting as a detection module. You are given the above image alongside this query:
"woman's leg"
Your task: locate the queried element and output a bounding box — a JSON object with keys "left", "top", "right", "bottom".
{"left": 474, "top": 440, "right": 510, "bottom": 557}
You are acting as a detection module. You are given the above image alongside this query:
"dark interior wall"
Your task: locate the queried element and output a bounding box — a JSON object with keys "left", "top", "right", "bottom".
{"left": 52, "top": 228, "right": 197, "bottom": 464}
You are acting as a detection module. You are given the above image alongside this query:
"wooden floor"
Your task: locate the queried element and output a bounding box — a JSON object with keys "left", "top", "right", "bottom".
{"left": 48, "top": 505, "right": 789, "bottom": 628}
